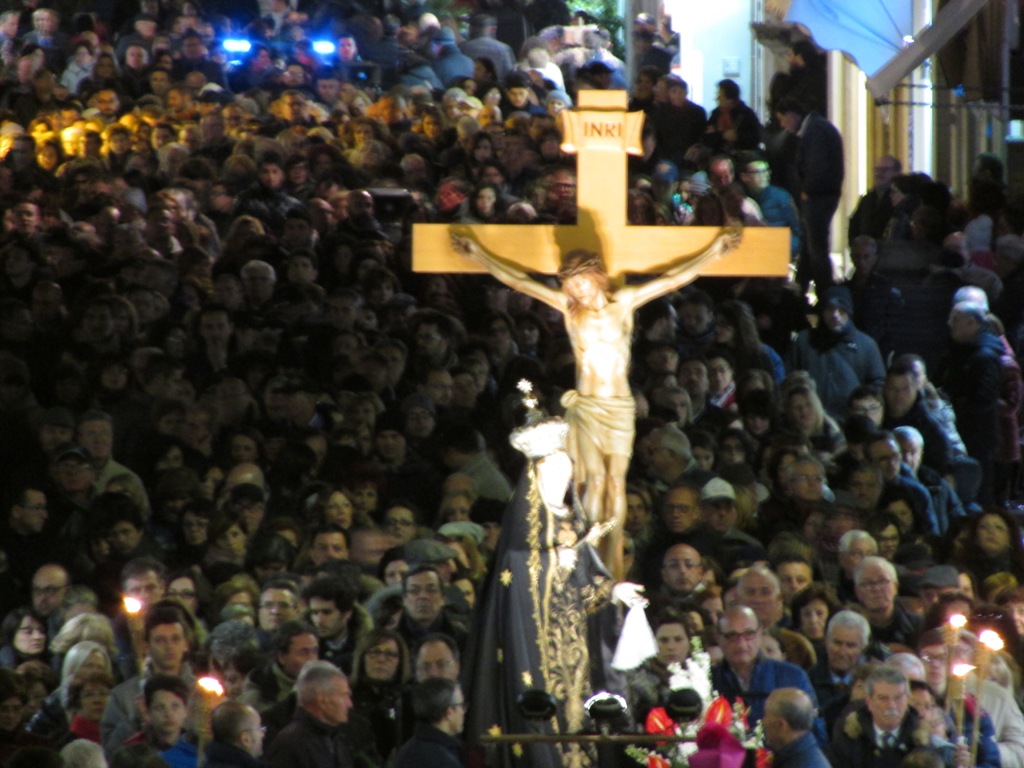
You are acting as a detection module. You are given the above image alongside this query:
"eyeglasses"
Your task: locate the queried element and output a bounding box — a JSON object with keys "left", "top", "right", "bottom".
{"left": 245, "top": 726, "right": 267, "bottom": 735}
{"left": 721, "top": 629, "right": 759, "bottom": 641}
{"left": 663, "top": 504, "right": 695, "bottom": 513}
{"left": 919, "top": 651, "right": 948, "bottom": 664}
{"left": 260, "top": 601, "right": 296, "bottom": 611}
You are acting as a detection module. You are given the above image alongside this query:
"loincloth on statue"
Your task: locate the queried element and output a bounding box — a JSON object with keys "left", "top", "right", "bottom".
{"left": 559, "top": 390, "right": 635, "bottom": 457}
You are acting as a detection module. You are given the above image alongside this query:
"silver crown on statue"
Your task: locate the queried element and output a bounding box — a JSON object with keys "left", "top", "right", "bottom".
{"left": 509, "top": 380, "right": 569, "bottom": 459}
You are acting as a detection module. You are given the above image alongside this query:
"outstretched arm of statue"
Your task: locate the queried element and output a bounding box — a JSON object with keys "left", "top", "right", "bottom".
{"left": 623, "top": 226, "right": 743, "bottom": 308}
{"left": 450, "top": 231, "right": 565, "bottom": 310}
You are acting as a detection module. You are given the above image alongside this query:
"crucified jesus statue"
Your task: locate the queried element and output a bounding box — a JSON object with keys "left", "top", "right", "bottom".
{"left": 451, "top": 227, "right": 741, "bottom": 579}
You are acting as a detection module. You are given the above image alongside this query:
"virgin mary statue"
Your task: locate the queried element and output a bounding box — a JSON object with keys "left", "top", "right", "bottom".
{"left": 464, "top": 389, "right": 630, "bottom": 768}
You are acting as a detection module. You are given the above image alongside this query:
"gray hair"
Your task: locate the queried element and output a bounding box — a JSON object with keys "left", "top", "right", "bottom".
{"left": 826, "top": 610, "right": 870, "bottom": 648}
{"left": 241, "top": 259, "right": 276, "bottom": 281}
{"left": 854, "top": 555, "right": 897, "bottom": 586}
{"left": 953, "top": 285, "right": 989, "bottom": 311}
{"left": 783, "top": 455, "right": 824, "bottom": 483}
{"left": 866, "top": 665, "right": 908, "bottom": 695}
{"left": 649, "top": 425, "right": 691, "bottom": 459}
{"left": 738, "top": 565, "right": 780, "bottom": 597}
{"left": 60, "top": 739, "right": 107, "bottom": 768}
{"left": 893, "top": 426, "right": 923, "bottom": 448}
{"left": 838, "top": 530, "right": 877, "bottom": 555}
{"left": 886, "top": 652, "right": 926, "bottom": 682}
{"left": 296, "top": 661, "right": 346, "bottom": 706}
{"left": 59, "top": 641, "right": 112, "bottom": 707}
{"left": 208, "top": 619, "right": 260, "bottom": 663}
{"left": 768, "top": 689, "right": 816, "bottom": 732}
{"left": 51, "top": 614, "right": 116, "bottom": 656}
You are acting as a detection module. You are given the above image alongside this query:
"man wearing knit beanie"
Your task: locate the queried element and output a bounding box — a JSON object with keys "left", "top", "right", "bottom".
{"left": 788, "top": 286, "right": 886, "bottom": 419}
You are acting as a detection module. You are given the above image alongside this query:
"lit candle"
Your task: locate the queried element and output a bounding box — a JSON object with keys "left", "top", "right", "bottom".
{"left": 945, "top": 614, "right": 967, "bottom": 720}
{"left": 951, "top": 663, "right": 974, "bottom": 740}
{"left": 970, "top": 630, "right": 1005, "bottom": 765}
{"left": 195, "top": 677, "right": 225, "bottom": 759}
{"left": 123, "top": 596, "right": 146, "bottom": 678}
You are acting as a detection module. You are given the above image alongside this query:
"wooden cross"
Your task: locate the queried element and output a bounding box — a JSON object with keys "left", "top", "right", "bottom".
{"left": 411, "top": 90, "right": 791, "bottom": 278}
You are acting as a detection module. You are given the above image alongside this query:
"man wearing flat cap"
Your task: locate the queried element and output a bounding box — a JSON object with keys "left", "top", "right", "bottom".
{"left": 788, "top": 285, "right": 886, "bottom": 420}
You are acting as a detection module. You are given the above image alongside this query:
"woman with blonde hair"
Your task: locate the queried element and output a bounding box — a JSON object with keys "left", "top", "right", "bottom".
{"left": 49, "top": 615, "right": 116, "bottom": 660}
{"left": 781, "top": 380, "right": 844, "bottom": 458}
{"left": 27, "top": 640, "right": 112, "bottom": 740}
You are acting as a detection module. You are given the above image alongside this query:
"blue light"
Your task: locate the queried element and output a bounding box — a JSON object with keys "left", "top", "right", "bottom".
{"left": 312, "top": 40, "right": 336, "bottom": 55}
{"left": 223, "top": 39, "right": 252, "bottom": 53}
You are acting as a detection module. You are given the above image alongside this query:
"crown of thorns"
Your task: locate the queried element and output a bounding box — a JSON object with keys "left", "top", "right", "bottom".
{"left": 557, "top": 249, "right": 606, "bottom": 280}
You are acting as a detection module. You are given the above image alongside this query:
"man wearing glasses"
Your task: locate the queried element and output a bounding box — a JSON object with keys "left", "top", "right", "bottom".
{"left": 853, "top": 556, "right": 922, "bottom": 648}
{"left": 711, "top": 606, "right": 824, "bottom": 743}
{"left": 205, "top": 701, "right": 266, "bottom": 768}
{"left": 392, "top": 677, "right": 466, "bottom": 768}
{"left": 740, "top": 152, "right": 802, "bottom": 262}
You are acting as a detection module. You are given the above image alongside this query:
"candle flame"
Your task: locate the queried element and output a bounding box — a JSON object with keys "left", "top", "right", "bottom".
{"left": 949, "top": 614, "right": 967, "bottom": 630}
{"left": 980, "top": 630, "right": 1005, "bottom": 652}
{"left": 952, "top": 663, "right": 975, "bottom": 677}
{"left": 123, "top": 596, "right": 142, "bottom": 614}
{"left": 197, "top": 677, "right": 224, "bottom": 696}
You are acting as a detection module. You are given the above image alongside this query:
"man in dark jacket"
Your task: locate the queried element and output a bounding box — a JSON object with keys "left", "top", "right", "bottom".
{"left": 704, "top": 79, "right": 763, "bottom": 153}
{"left": 205, "top": 702, "right": 265, "bottom": 768}
{"left": 828, "top": 667, "right": 961, "bottom": 768}
{"left": 764, "top": 688, "right": 831, "bottom": 768}
{"left": 938, "top": 301, "right": 1004, "bottom": 503}
{"left": 882, "top": 361, "right": 953, "bottom": 476}
{"left": 233, "top": 152, "right": 303, "bottom": 238}
{"left": 653, "top": 75, "right": 707, "bottom": 167}
{"left": 775, "top": 97, "right": 844, "bottom": 291}
{"left": 266, "top": 661, "right": 378, "bottom": 768}
{"left": 392, "top": 677, "right": 464, "bottom": 768}
{"left": 711, "top": 607, "right": 825, "bottom": 744}
{"left": 848, "top": 156, "right": 900, "bottom": 244}
{"left": 788, "top": 286, "right": 886, "bottom": 420}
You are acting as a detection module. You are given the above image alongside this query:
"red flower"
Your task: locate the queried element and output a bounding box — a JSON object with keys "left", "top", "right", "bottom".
{"left": 645, "top": 707, "right": 677, "bottom": 746}
{"left": 705, "top": 697, "right": 734, "bottom": 727}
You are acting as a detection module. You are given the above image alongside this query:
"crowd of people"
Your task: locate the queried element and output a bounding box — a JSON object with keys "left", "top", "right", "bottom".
{"left": 2, "top": 0, "right": 1024, "bottom": 767}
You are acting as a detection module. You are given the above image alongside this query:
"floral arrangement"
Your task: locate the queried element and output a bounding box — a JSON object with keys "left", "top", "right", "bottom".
{"left": 626, "top": 639, "right": 770, "bottom": 768}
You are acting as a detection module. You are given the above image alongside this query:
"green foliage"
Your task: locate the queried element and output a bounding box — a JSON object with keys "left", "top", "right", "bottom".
{"left": 575, "top": 0, "right": 626, "bottom": 60}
